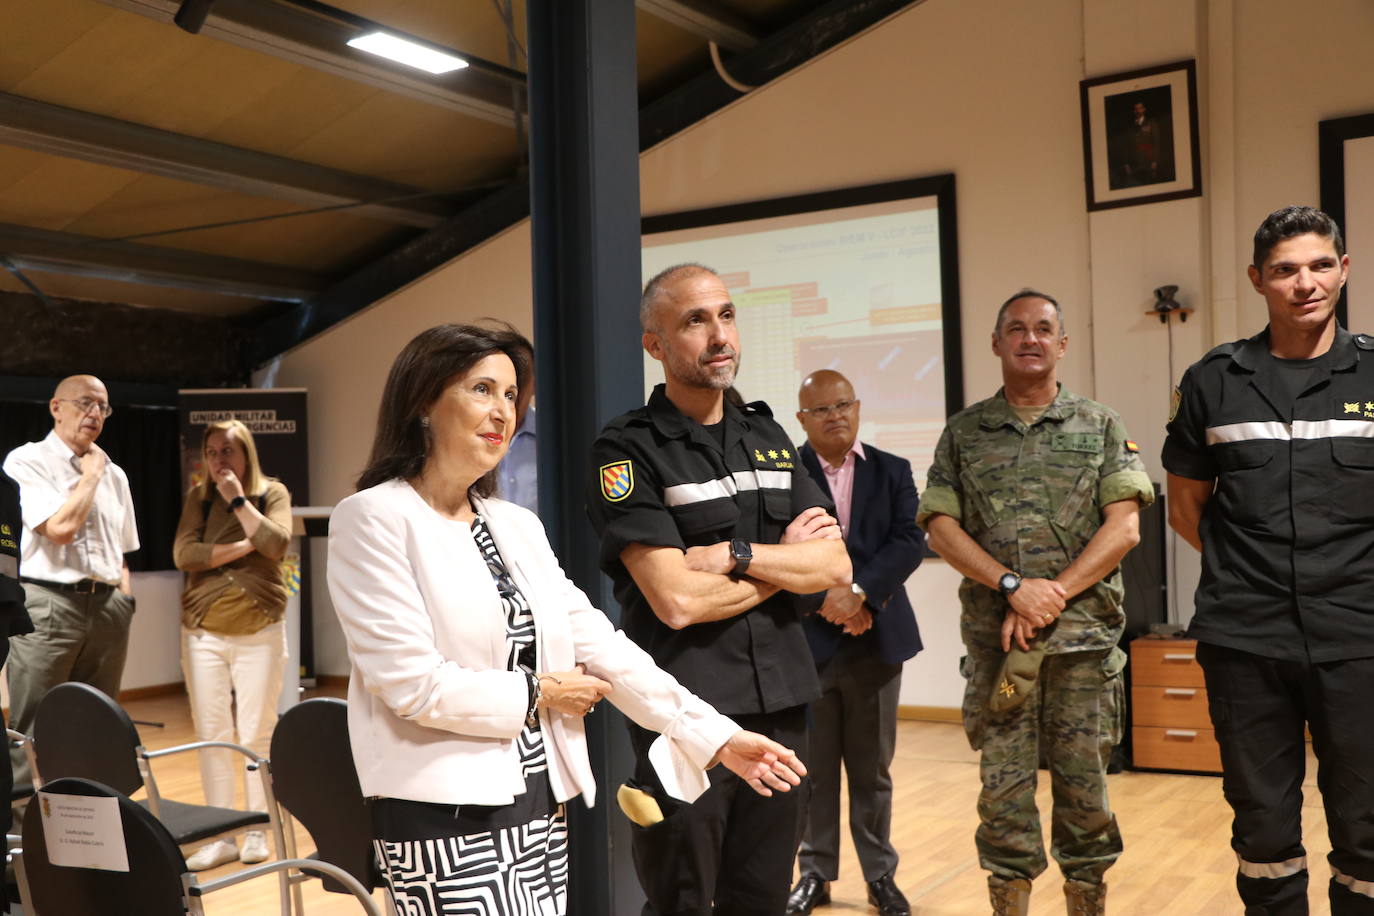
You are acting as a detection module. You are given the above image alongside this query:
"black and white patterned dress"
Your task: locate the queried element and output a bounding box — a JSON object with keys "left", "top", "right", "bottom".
{"left": 372, "top": 516, "right": 569, "bottom": 916}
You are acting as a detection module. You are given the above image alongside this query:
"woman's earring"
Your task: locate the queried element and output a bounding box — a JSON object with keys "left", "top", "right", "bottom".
{"left": 420, "top": 416, "right": 430, "bottom": 427}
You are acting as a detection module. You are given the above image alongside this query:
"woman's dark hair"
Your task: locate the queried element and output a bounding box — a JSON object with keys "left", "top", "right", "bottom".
{"left": 357, "top": 323, "right": 533, "bottom": 496}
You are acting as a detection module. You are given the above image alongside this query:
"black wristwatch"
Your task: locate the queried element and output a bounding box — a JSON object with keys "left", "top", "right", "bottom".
{"left": 729, "top": 538, "right": 753, "bottom": 578}
{"left": 997, "top": 572, "right": 1022, "bottom": 597}
{"left": 227, "top": 495, "right": 247, "bottom": 511}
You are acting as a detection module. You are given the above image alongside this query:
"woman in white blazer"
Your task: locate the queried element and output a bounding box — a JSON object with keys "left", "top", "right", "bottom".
{"left": 327, "top": 324, "right": 804, "bottom": 916}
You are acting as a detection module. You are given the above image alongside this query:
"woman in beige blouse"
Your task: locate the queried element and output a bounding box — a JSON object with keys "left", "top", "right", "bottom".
{"left": 172, "top": 419, "right": 292, "bottom": 870}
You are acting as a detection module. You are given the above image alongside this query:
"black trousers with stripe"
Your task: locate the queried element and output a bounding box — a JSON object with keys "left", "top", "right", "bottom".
{"left": 1197, "top": 643, "right": 1374, "bottom": 915}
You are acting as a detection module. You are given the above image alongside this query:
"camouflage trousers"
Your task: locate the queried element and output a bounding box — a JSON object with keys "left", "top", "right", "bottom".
{"left": 960, "top": 645, "right": 1126, "bottom": 884}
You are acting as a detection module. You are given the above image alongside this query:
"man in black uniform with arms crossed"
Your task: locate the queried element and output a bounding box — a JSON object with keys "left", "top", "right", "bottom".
{"left": 587, "top": 262, "right": 852, "bottom": 915}
{"left": 1164, "top": 206, "right": 1374, "bottom": 915}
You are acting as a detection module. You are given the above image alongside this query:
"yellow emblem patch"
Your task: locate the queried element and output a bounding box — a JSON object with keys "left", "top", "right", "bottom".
{"left": 998, "top": 679, "right": 1016, "bottom": 698}
{"left": 600, "top": 461, "right": 634, "bottom": 502}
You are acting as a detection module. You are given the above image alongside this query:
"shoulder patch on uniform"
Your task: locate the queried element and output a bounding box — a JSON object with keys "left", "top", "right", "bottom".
{"left": 1354, "top": 333, "right": 1374, "bottom": 351}
{"left": 1124, "top": 439, "right": 1140, "bottom": 453}
{"left": 599, "top": 461, "right": 634, "bottom": 502}
{"left": 1169, "top": 386, "right": 1182, "bottom": 422}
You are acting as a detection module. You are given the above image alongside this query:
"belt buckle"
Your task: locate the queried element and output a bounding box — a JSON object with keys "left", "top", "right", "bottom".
{"left": 73, "top": 579, "right": 98, "bottom": 595}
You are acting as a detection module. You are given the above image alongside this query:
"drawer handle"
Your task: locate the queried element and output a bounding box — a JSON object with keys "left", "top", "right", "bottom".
{"left": 1163, "top": 653, "right": 1196, "bottom": 661}
{"left": 1165, "top": 729, "right": 1199, "bottom": 739}
{"left": 1163, "top": 688, "right": 1198, "bottom": 697}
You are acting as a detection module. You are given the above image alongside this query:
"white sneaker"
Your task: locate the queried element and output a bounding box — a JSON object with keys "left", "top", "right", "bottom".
{"left": 239, "top": 831, "right": 270, "bottom": 864}
{"left": 186, "top": 838, "right": 239, "bottom": 871}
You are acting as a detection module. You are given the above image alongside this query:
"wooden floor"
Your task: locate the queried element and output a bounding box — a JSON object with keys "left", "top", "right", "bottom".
{"left": 78, "top": 691, "right": 1333, "bottom": 915}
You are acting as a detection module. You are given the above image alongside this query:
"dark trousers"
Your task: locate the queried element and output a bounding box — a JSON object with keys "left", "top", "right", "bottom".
{"left": 1198, "top": 643, "right": 1374, "bottom": 915}
{"left": 797, "top": 642, "right": 901, "bottom": 882}
{"left": 7, "top": 583, "right": 134, "bottom": 786}
{"left": 630, "top": 706, "right": 809, "bottom": 916}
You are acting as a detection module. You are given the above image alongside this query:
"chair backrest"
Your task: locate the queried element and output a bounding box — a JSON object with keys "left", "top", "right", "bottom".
{"left": 32, "top": 682, "right": 144, "bottom": 796}
{"left": 20, "top": 776, "right": 187, "bottom": 916}
{"left": 269, "top": 698, "right": 380, "bottom": 893}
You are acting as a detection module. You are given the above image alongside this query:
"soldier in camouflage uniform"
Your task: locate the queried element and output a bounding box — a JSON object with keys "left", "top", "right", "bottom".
{"left": 917, "top": 290, "right": 1153, "bottom": 916}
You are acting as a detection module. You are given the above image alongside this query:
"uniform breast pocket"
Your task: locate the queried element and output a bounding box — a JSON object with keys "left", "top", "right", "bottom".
{"left": 1214, "top": 441, "right": 1278, "bottom": 527}
{"left": 957, "top": 467, "right": 1002, "bottom": 534}
{"left": 1330, "top": 439, "right": 1374, "bottom": 521}
{"left": 669, "top": 500, "right": 739, "bottom": 540}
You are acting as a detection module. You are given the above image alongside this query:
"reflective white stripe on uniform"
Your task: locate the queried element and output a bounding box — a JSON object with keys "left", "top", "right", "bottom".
{"left": 663, "top": 478, "right": 737, "bottom": 507}
{"left": 1206, "top": 421, "right": 1292, "bottom": 445}
{"left": 1236, "top": 853, "right": 1307, "bottom": 879}
{"left": 1334, "top": 867, "right": 1374, "bottom": 898}
{"left": 731, "top": 470, "right": 792, "bottom": 491}
{"left": 1206, "top": 418, "right": 1374, "bottom": 445}
{"left": 662, "top": 470, "right": 792, "bottom": 507}
{"left": 1294, "top": 419, "right": 1374, "bottom": 438}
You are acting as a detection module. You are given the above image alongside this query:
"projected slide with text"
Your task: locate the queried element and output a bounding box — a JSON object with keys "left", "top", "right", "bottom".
{"left": 643, "top": 196, "right": 949, "bottom": 487}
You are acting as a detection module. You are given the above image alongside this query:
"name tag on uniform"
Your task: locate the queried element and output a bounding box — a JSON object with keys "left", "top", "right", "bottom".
{"left": 1051, "top": 433, "right": 1103, "bottom": 453}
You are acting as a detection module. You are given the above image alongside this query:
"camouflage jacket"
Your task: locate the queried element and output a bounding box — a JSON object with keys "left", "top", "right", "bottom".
{"left": 917, "top": 385, "right": 1154, "bottom": 653}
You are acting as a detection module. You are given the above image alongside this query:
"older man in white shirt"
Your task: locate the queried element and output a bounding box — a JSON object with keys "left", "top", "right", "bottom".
{"left": 3, "top": 374, "right": 139, "bottom": 784}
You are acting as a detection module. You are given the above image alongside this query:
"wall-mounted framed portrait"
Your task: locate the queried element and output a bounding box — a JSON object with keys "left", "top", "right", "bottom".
{"left": 1079, "top": 60, "right": 1202, "bottom": 211}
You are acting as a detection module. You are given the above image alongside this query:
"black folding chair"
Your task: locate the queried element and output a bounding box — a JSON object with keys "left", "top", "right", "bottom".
{"left": 13, "top": 776, "right": 381, "bottom": 916}
{"left": 270, "top": 698, "right": 389, "bottom": 916}
{"left": 31, "top": 682, "right": 292, "bottom": 911}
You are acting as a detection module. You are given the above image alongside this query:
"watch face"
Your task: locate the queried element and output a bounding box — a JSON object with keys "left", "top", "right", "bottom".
{"left": 999, "top": 573, "right": 1019, "bottom": 592}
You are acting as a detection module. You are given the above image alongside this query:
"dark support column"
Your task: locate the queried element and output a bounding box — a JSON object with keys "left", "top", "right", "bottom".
{"left": 526, "top": 1, "right": 645, "bottom": 913}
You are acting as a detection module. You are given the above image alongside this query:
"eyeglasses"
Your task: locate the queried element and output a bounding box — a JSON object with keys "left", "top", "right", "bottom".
{"left": 58, "top": 398, "right": 114, "bottom": 418}
{"left": 798, "top": 399, "right": 857, "bottom": 419}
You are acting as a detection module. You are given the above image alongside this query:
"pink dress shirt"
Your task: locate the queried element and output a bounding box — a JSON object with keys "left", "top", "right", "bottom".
{"left": 817, "top": 440, "right": 866, "bottom": 537}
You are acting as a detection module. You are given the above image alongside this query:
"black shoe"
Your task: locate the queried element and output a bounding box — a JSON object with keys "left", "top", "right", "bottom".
{"left": 866, "top": 870, "right": 910, "bottom": 916}
{"left": 785, "top": 874, "right": 830, "bottom": 914}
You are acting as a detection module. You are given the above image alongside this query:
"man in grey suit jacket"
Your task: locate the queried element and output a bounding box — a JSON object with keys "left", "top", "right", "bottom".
{"left": 786, "top": 370, "right": 924, "bottom": 916}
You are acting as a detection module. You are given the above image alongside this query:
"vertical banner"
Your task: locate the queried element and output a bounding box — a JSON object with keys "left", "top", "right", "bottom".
{"left": 177, "top": 389, "right": 313, "bottom": 685}
{"left": 177, "top": 389, "right": 309, "bottom": 502}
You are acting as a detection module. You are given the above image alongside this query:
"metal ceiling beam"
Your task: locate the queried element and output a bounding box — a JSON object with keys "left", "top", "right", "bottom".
{"left": 635, "top": 0, "right": 759, "bottom": 51}
{"left": 95, "top": 0, "right": 518, "bottom": 126}
{"left": 0, "top": 222, "right": 325, "bottom": 302}
{"left": 0, "top": 93, "right": 454, "bottom": 229}
{"left": 247, "top": 180, "right": 529, "bottom": 365}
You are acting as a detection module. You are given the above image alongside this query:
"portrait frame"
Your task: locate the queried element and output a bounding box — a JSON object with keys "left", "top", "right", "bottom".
{"left": 1079, "top": 60, "right": 1202, "bottom": 211}
{"left": 1319, "top": 111, "right": 1374, "bottom": 329}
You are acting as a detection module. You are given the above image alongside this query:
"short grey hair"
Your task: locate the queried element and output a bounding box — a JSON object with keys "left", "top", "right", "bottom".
{"left": 993, "top": 288, "right": 1065, "bottom": 340}
{"left": 640, "top": 262, "right": 719, "bottom": 332}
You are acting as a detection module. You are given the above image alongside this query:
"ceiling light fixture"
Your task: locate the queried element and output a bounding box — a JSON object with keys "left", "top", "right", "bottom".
{"left": 346, "top": 32, "right": 469, "bottom": 75}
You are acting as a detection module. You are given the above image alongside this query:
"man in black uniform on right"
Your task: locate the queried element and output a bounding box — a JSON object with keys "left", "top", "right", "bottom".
{"left": 1164, "top": 205, "right": 1374, "bottom": 915}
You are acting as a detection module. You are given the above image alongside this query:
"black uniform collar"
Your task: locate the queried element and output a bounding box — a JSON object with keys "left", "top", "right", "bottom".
{"left": 646, "top": 383, "right": 748, "bottom": 454}
{"left": 1229, "top": 325, "right": 1359, "bottom": 374}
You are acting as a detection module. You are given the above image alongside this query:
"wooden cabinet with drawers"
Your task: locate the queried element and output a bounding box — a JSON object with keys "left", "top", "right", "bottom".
{"left": 1129, "top": 637, "right": 1222, "bottom": 773}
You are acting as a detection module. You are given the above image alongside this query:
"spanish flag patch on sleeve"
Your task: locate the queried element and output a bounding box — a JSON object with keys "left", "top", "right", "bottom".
{"left": 1124, "top": 440, "right": 1140, "bottom": 453}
